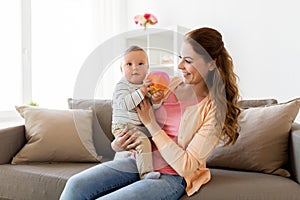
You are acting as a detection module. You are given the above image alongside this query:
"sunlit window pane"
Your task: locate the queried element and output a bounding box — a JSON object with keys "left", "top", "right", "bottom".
{"left": 0, "top": 1, "right": 22, "bottom": 111}
{"left": 31, "top": 0, "right": 103, "bottom": 108}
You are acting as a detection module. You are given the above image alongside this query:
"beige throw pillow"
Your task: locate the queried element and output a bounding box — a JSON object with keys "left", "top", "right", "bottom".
{"left": 12, "top": 106, "right": 102, "bottom": 164}
{"left": 207, "top": 99, "right": 300, "bottom": 177}
{"left": 67, "top": 98, "right": 116, "bottom": 160}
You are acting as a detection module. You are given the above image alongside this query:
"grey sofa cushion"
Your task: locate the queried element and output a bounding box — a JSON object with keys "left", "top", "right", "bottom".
{"left": 68, "top": 98, "right": 114, "bottom": 141}
{"left": 291, "top": 123, "right": 300, "bottom": 184}
{"left": 1, "top": 163, "right": 299, "bottom": 200}
{"left": 0, "top": 125, "right": 26, "bottom": 164}
{"left": 238, "top": 98, "right": 278, "bottom": 109}
{"left": 181, "top": 169, "right": 300, "bottom": 200}
{"left": 0, "top": 163, "right": 96, "bottom": 200}
{"left": 68, "top": 98, "right": 115, "bottom": 160}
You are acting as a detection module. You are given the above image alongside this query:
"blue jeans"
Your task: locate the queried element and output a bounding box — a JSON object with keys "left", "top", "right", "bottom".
{"left": 60, "top": 158, "right": 186, "bottom": 200}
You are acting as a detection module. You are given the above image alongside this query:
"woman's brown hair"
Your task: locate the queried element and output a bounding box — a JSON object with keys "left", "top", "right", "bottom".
{"left": 185, "top": 27, "right": 240, "bottom": 145}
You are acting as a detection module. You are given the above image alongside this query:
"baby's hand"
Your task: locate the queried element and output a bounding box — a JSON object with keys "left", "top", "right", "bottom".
{"left": 151, "top": 90, "right": 164, "bottom": 104}
{"left": 140, "top": 79, "right": 152, "bottom": 96}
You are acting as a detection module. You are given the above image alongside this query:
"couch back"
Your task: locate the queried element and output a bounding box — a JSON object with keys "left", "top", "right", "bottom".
{"left": 68, "top": 98, "right": 115, "bottom": 160}
{"left": 68, "top": 98, "right": 278, "bottom": 144}
{"left": 68, "top": 98, "right": 114, "bottom": 141}
{"left": 68, "top": 98, "right": 300, "bottom": 181}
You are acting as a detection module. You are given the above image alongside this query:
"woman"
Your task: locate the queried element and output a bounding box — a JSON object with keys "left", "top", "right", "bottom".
{"left": 60, "top": 27, "right": 240, "bottom": 200}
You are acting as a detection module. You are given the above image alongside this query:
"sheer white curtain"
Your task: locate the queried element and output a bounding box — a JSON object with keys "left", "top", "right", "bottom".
{"left": 0, "top": 0, "right": 127, "bottom": 127}
{"left": 94, "top": 0, "right": 128, "bottom": 99}
{"left": 31, "top": 0, "right": 127, "bottom": 108}
{"left": 0, "top": 1, "right": 23, "bottom": 127}
{"left": 0, "top": 1, "right": 22, "bottom": 111}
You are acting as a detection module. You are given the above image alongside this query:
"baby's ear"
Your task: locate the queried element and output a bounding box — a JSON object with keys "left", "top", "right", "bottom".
{"left": 120, "top": 65, "right": 123, "bottom": 73}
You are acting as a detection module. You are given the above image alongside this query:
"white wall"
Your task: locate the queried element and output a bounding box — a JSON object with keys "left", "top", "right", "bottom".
{"left": 127, "top": 0, "right": 300, "bottom": 122}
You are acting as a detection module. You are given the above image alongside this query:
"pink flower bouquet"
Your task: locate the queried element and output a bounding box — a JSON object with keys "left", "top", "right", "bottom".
{"left": 134, "top": 13, "right": 158, "bottom": 29}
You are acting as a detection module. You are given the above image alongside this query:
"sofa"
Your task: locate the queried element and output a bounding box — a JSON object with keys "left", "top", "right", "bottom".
{"left": 0, "top": 98, "right": 300, "bottom": 200}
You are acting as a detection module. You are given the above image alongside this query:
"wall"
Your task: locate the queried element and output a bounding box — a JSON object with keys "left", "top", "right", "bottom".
{"left": 127, "top": 0, "right": 300, "bottom": 122}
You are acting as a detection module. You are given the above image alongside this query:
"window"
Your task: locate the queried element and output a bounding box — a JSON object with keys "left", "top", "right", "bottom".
{"left": 0, "top": 1, "right": 23, "bottom": 127}
{"left": 31, "top": 0, "right": 105, "bottom": 108}
{"left": 0, "top": 0, "right": 127, "bottom": 127}
{"left": 0, "top": 1, "right": 22, "bottom": 111}
{"left": 31, "top": 0, "right": 127, "bottom": 108}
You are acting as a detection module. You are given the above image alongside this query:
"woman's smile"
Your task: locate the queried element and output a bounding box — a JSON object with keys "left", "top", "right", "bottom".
{"left": 182, "top": 72, "right": 191, "bottom": 78}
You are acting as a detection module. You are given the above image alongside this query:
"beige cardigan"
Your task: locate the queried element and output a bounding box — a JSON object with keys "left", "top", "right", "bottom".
{"left": 151, "top": 77, "right": 221, "bottom": 196}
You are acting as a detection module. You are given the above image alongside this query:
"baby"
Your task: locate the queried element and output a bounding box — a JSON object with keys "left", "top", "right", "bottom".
{"left": 112, "top": 45, "right": 169, "bottom": 179}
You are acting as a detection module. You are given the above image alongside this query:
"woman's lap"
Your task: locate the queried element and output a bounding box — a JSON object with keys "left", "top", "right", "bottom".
{"left": 60, "top": 158, "right": 186, "bottom": 200}
{"left": 97, "top": 173, "right": 186, "bottom": 200}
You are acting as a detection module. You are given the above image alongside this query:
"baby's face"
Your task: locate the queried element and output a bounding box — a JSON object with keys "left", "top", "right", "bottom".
{"left": 121, "top": 50, "right": 149, "bottom": 84}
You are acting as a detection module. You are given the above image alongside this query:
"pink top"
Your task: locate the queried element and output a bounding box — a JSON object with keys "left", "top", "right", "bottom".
{"left": 150, "top": 76, "right": 220, "bottom": 196}
{"left": 153, "top": 92, "right": 201, "bottom": 175}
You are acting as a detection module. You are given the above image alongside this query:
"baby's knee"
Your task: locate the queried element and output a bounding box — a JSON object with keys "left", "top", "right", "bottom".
{"left": 136, "top": 137, "right": 151, "bottom": 153}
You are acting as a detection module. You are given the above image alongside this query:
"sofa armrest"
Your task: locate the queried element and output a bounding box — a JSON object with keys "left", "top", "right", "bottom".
{"left": 290, "top": 122, "right": 300, "bottom": 183}
{"left": 0, "top": 125, "right": 26, "bottom": 164}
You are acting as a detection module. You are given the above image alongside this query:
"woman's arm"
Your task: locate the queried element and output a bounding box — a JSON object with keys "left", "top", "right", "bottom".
{"left": 136, "top": 98, "right": 220, "bottom": 177}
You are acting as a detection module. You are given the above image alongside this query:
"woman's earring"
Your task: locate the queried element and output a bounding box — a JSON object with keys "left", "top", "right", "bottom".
{"left": 208, "top": 61, "right": 217, "bottom": 71}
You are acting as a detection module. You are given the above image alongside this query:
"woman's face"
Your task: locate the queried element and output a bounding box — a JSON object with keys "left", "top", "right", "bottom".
{"left": 178, "top": 42, "right": 214, "bottom": 85}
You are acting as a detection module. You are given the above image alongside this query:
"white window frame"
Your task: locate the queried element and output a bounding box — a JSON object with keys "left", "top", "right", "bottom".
{"left": 21, "top": 0, "right": 32, "bottom": 105}
{"left": 0, "top": 0, "right": 31, "bottom": 128}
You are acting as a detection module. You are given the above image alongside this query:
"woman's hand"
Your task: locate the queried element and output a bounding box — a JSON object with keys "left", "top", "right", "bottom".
{"left": 136, "top": 97, "right": 155, "bottom": 125}
{"left": 151, "top": 90, "right": 164, "bottom": 104}
{"left": 136, "top": 97, "right": 161, "bottom": 136}
{"left": 111, "top": 126, "right": 141, "bottom": 152}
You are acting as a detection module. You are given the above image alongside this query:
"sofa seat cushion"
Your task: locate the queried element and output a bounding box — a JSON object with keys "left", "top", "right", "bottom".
{"left": 1, "top": 164, "right": 300, "bottom": 200}
{"left": 0, "top": 163, "right": 97, "bottom": 200}
{"left": 180, "top": 168, "right": 300, "bottom": 200}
